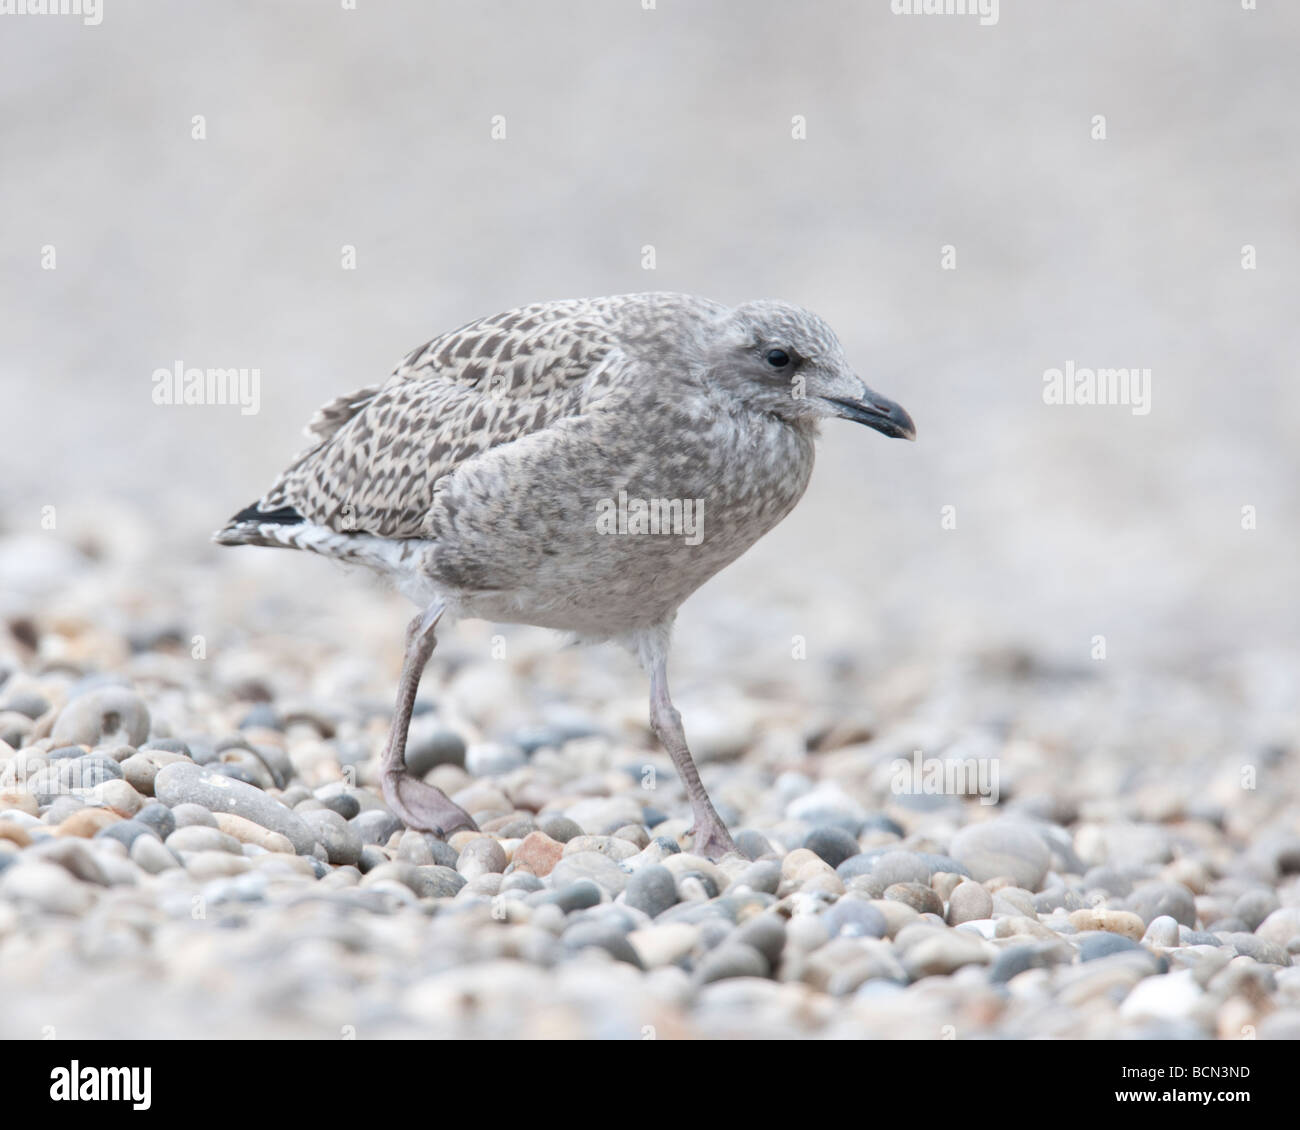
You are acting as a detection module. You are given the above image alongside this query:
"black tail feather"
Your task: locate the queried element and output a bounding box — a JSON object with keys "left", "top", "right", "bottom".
{"left": 229, "top": 503, "right": 305, "bottom": 526}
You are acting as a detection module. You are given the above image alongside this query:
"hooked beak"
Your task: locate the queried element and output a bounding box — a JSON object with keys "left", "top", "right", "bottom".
{"left": 826, "top": 390, "right": 916, "bottom": 440}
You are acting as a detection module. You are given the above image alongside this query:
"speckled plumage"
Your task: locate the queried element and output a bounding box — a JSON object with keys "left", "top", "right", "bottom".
{"left": 215, "top": 292, "right": 915, "bottom": 856}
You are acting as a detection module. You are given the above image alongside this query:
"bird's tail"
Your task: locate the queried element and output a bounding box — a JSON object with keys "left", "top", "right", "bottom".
{"left": 213, "top": 503, "right": 426, "bottom": 576}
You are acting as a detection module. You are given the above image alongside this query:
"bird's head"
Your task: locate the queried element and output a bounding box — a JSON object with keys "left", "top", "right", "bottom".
{"left": 707, "top": 299, "right": 916, "bottom": 440}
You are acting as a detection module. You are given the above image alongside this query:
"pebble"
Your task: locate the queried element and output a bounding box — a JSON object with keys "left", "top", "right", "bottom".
{"left": 130, "top": 834, "right": 180, "bottom": 874}
{"left": 733, "top": 829, "right": 774, "bottom": 860}
{"left": 456, "top": 836, "right": 508, "bottom": 879}
{"left": 154, "top": 762, "right": 316, "bottom": 854}
{"left": 534, "top": 879, "right": 603, "bottom": 914}
{"left": 821, "top": 898, "right": 888, "bottom": 939}
{"left": 563, "top": 834, "right": 639, "bottom": 861}
{"left": 1142, "top": 915, "right": 1181, "bottom": 948}
{"left": 166, "top": 826, "right": 243, "bottom": 855}
{"left": 465, "top": 742, "right": 527, "bottom": 777}
{"left": 1126, "top": 881, "right": 1197, "bottom": 927}
{"left": 1, "top": 859, "right": 97, "bottom": 914}
{"left": 1233, "top": 889, "right": 1280, "bottom": 931}
{"left": 537, "top": 815, "right": 583, "bottom": 843}
{"left": 95, "top": 819, "right": 158, "bottom": 851}
{"left": 732, "top": 860, "right": 781, "bottom": 895}
{"left": 298, "top": 809, "right": 363, "bottom": 866}
{"left": 948, "top": 821, "right": 1051, "bottom": 891}
{"left": 1256, "top": 908, "right": 1300, "bottom": 948}
{"left": 884, "top": 882, "right": 943, "bottom": 915}
{"left": 209, "top": 812, "right": 290, "bottom": 853}
{"left": 897, "top": 926, "right": 993, "bottom": 978}
{"left": 1067, "top": 908, "right": 1146, "bottom": 940}
{"left": 696, "top": 942, "right": 768, "bottom": 984}
{"left": 57, "top": 809, "right": 122, "bottom": 838}
{"left": 564, "top": 796, "right": 643, "bottom": 835}
{"left": 802, "top": 826, "right": 860, "bottom": 869}
{"left": 624, "top": 864, "right": 678, "bottom": 918}
{"left": 50, "top": 687, "right": 150, "bottom": 748}
{"left": 1076, "top": 931, "right": 1144, "bottom": 961}
{"left": 171, "top": 803, "right": 217, "bottom": 829}
{"left": 513, "top": 830, "right": 564, "bottom": 877}
{"left": 627, "top": 922, "right": 699, "bottom": 968}
{"left": 946, "top": 880, "right": 994, "bottom": 925}
{"left": 549, "top": 852, "right": 629, "bottom": 895}
{"left": 563, "top": 921, "right": 644, "bottom": 968}
{"left": 403, "top": 719, "right": 468, "bottom": 776}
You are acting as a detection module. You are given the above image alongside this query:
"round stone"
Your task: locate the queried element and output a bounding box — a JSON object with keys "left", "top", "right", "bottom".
{"left": 803, "top": 826, "right": 861, "bottom": 869}
{"left": 949, "top": 821, "right": 1051, "bottom": 891}
{"left": 624, "top": 864, "right": 678, "bottom": 918}
{"left": 946, "top": 880, "right": 994, "bottom": 925}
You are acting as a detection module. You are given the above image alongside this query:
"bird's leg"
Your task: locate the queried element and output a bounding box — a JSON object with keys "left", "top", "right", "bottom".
{"left": 649, "top": 659, "right": 736, "bottom": 861}
{"left": 380, "top": 602, "right": 478, "bottom": 838}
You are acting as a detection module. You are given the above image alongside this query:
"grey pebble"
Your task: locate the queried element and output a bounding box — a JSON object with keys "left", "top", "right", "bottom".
{"left": 95, "top": 820, "right": 159, "bottom": 850}
{"left": 59, "top": 755, "right": 123, "bottom": 790}
{"left": 170, "top": 803, "right": 217, "bottom": 829}
{"left": 549, "top": 852, "right": 629, "bottom": 895}
{"left": 456, "top": 837, "right": 507, "bottom": 879}
{"left": 624, "top": 864, "right": 678, "bottom": 918}
{"left": 1077, "top": 932, "right": 1142, "bottom": 961}
{"left": 465, "top": 742, "right": 527, "bottom": 776}
{"left": 695, "top": 942, "right": 768, "bottom": 983}
{"left": 298, "top": 809, "right": 362, "bottom": 866}
{"left": 949, "top": 821, "right": 1051, "bottom": 891}
{"left": 134, "top": 802, "right": 176, "bottom": 839}
{"left": 357, "top": 845, "right": 389, "bottom": 874}
{"left": 130, "top": 834, "right": 180, "bottom": 874}
{"left": 1126, "top": 881, "right": 1197, "bottom": 927}
{"left": 1234, "top": 889, "right": 1280, "bottom": 931}
{"left": 734, "top": 913, "right": 786, "bottom": 964}
{"left": 1, "top": 690, "right": 50, "bottom": 719}
{"left": 166, "top": 826, "right": 243, "bottom": 855}
{"left": 989, "top": 941, "right": 1069, "bottom": 983}
{"left": 803, "top": 826, "right": 861, "bottom": 868}
{"left": 50, "top": 687, "right": 151, "bottom": 749}
{"left": 821, "top": 898, "right": 888, "bottom": 939}
{"left": 733, "top": 860, "right": 781, "bottom": 895}
{"left": 319, "top": 792, "right": 361, "bottom": 821}
{"left": 404, "top": 719, "right": 467, "bottom": 777}
{"left": 351, "top": 809, "right": 403, "bottom": 846}
{"left": 538, "top": 814, "right": 583, "bottom": 843}
{"left": 563, "top": 921, "right": 644, "bottom": 968}
{"left": 154, "top": 762, "right": 317, "bottom": 854}
{"left": 532, "top": 879, "right": 603, "bottom": 914}
{"left": 1143, "top": 915, "right": 1181, "bottom": 948}
{"left": 870, "top": 850, "right": 931, "bottom": 887}
{"left": 733, "top": 828, "right": 775, "bottom": 861}
{"left": 885, "top": 882, "right": 943, "bottom": 915}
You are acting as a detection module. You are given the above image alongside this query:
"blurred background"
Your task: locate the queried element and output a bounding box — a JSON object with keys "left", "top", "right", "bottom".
{"left": 1, "top": 0, "right": 1296, "bottom": 687}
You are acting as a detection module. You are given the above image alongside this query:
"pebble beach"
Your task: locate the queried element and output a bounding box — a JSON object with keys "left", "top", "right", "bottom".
{"left": 1, "top": 524, "right": 1297, "bottom": 1041}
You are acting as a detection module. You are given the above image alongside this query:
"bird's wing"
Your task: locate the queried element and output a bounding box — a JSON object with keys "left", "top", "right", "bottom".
{"left": 255, "top": 298, "right": 630, "bottom": 538}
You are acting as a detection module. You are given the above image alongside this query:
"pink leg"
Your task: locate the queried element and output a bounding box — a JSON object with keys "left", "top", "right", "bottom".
{"left": 380, "top": 604, "right": 478, "bottom": 838}
{"left": 649, "top": 659, "right": 736, "bottom": 861}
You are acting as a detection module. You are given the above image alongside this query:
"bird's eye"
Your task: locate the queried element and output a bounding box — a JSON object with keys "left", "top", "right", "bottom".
{"left": 765, "top": 349, "right": 791, "bottom": 369}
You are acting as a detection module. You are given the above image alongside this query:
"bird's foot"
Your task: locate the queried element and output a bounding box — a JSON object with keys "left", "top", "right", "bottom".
{"left": 688, "top": 815, "right": 738, "bottom": 861}
{"left": 382, "top": 770, "right": 478, "bottom": 838}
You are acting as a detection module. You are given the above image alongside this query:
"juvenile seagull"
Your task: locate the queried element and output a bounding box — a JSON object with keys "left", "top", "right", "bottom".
{"left": 215, "top": 293, "right": 914, "bottom": 859}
